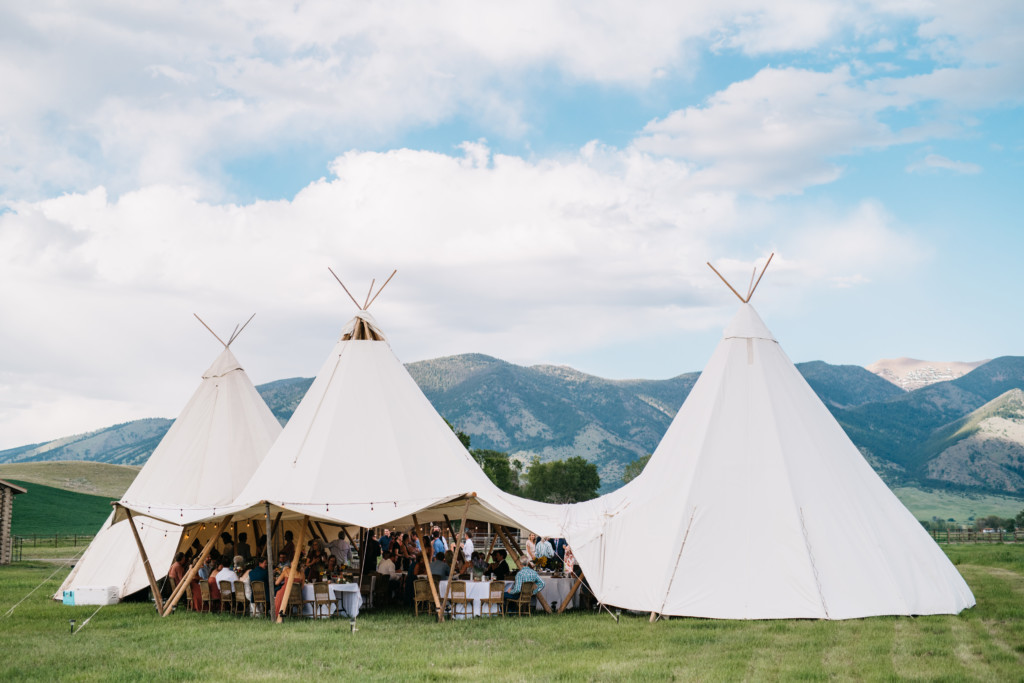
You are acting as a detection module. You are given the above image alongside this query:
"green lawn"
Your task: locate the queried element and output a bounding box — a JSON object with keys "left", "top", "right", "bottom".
{"left": 6, "top": 479, "right": 113, "bottom": 536}
{"left": 1, "top": 544, "right": 1022, "bottom": 681}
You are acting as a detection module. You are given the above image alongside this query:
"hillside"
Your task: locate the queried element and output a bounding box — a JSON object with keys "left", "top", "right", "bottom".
{"left": 4, "top": 353, "right": 1024, "bottom": 504}
{"left": 5, "top": 479, "right": 115, "bottom": 535}
{"left": 0, "top": 461, "right": 139, "bottom": 498}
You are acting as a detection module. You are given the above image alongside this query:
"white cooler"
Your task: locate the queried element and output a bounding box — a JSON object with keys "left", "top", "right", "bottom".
{"left": 63, "top": 586, "right": 119, "bottom": 606}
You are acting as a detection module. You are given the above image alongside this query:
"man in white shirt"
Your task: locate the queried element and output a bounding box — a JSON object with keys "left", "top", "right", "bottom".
{"left": 535, "top": 537, "right": 555, "bottom": 560}
{"left": 215, "top": 558, "right": 242, "bottom": 598}
{"left": 327, "top": 531, "right": 352, "bottom": 565}
{"left": 377, "top": 550, "right": 397, "bottom": 577}
{"left": 461, "top": 532, "right": 474, "bottom": 558}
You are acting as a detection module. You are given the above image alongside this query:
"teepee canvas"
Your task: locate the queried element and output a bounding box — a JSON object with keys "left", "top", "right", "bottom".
{"left": 565, "top": 259, "right": 975, "bottom": 619}
{"left": 59, "top": 319, "right": 282, "bottom": 602}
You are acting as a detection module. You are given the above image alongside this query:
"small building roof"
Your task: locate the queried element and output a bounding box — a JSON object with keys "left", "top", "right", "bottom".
{"left": 0, "top": 479, "right": 27, "bottom": 495}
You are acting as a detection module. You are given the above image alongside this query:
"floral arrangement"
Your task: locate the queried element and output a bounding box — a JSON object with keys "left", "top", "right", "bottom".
{"left": 536, "top": 556, "right": 548, "bottom": 569}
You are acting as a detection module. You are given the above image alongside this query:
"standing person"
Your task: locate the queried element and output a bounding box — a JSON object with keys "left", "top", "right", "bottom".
{"left": 236, "top": 532, "right": 252, "bottom": 563}
{"left": 328, "top": 531, "right": 352, "bottom": 566}
{"left": 535, "top": 536, "right": 555, "bottom": 562}
{"left": 379, "top": 528, "right": 392, "bottom": 554}
{"left": 281, "top": 530, "right": 295, "bottom": 561}
{"left": 430, "top": 529, "right": 445, "bottom": 560}
{"left": 461, "top": 531, "right": 474, "bottom": 559}
{"left": 403, "top": 532, "right": 418, "bottom": 571}
{"left": 365, "top": 530, "right": 382, "bottom": 571}
{"left": 524, "top": 532, "right": 537, "bottom": 562}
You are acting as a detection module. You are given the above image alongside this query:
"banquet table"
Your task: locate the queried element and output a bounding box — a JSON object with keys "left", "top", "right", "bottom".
{"left": 299, "top": 582, "right": 362, "bottom": 618}
{"left": 438, "top": 576, "right": 579, "bottom": 618}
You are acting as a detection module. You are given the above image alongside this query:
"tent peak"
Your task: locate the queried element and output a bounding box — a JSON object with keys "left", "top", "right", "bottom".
{"left": 193, "top": 313, "right": 256, "bottom": 348}
{"left": 328, "top": 267, "right": 397, "bottom": 311}
{"left": 707, "top": 253, "right": 774, "bottom": 303}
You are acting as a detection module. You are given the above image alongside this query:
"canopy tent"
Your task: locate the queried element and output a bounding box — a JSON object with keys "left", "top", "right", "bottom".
{"left": 60, "top": 320, "right": 282, "bottom": 603}
{"left": 155, "top": 275, "right": 552, "bottom": 620}
{"left": 558, "top": 259, "right": 975, "bottom": 619}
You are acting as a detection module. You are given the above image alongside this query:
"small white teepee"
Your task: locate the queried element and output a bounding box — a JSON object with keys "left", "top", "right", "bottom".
{"left": 58, "top": 318, "right": 282, "bottom": 602}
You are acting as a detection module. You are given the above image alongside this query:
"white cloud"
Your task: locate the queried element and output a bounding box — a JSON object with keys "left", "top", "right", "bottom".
{"left": 906, "top": 153, "right": 981, "bottom": 175}
{"left": 2, "top": 1, "right": 1021, "bottom": 200}
{"left": 0, "top": 143, "right": 921, "bottom": 446}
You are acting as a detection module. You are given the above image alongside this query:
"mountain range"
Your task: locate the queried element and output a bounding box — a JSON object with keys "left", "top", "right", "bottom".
{"left": 3, "top": 354, "right": 1024, "bottom": 501}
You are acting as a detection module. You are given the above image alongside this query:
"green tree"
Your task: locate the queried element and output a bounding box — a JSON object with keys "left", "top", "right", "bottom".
{"left": 1016, "top": 508, "right": 1024, "bottom": 530}
{"left": 523, "top": 456, "right": 600, "bottom": 503}
{"left": 621, "top": 454, "right": 651, "bottom": 485}
{"left": 443, "top": 417, "right": 472, "bottom": 450}
{"left": 471, "top": 449, "right": 522, "bottom": 494}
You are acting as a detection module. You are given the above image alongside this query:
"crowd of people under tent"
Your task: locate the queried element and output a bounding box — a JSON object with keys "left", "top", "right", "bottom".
{"left": 164, "top": 524, "right": 588, "bottom": 617}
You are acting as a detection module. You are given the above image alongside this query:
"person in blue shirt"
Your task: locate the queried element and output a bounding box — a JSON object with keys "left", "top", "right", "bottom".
{"left": 431, "top": 530, "right": 445, "bottom": 559}
{"left": 503, "top": 561, "right": 545, "bottom": 602}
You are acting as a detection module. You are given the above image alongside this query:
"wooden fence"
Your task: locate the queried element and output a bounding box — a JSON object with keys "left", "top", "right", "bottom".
{"left": 931, "top": 529, "right": 1024, "bottom": 543}
{"left": 14, "top": 533, "right": 94, "bottom": 548}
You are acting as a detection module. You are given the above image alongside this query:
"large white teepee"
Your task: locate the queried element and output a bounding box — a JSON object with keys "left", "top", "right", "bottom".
{"left": 565, "top": 301, "right": 976, "bottom": 619}
{"left": 205, "top": 310, "right": 526, "bottom": 530}
{"left": 58, "top": 338, "right": 282, "bottom": 601}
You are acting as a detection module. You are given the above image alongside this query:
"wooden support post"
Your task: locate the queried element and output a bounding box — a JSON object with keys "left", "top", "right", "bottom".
{"left": 484, "top": 530, "right": 499, "bottom": 563}
{"left": 314, "top": 521, "right": 329, "bottom": 542}
{"left": 557, "top": 574, "right": 584, "bottom": 614}
{"left": 306, "top": 519, "right": 319, "bottom": 543}
{"left": 270, "top": 511, "right": 283, "bottom": 552}
{"left": 161, "top": 515, "right": 232, "bottom": 617}
{"left": 122, "top": 507, "right": 164, "bottom": 614}
{"left": 442, "top": 514, "right": 458, "bottom": 547}
{"left": 649, "top": 611, "right": 658, "bottom": 623}
{"left": 412, "top": 514, "right": 443, "bottom": 622}
{"left": 276, "top": 516, "right": 308, "bottom": 624}
{"left": 496, "top": 525, "right": 552, "bottom": 613}
{"left": 441, "top": 498, "right": 472, "bottom": 617}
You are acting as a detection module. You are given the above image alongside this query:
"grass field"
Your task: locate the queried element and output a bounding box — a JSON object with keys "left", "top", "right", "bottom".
{"left": 0, "top": 461, "right": 139, "bottom": 498}
{"left": 5, "top": 480, "right": 113, "bottom": 536}
{"left": 1, "top": 545, "right": 1021, "bottom": 681}
{"left": 893, "top": 487, "right": 1024, "bottom": 522}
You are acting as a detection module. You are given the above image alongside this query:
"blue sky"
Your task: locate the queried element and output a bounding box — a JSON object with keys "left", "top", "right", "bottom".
{"left": 1, "top": 1, "right": 1022, "bottom": 447}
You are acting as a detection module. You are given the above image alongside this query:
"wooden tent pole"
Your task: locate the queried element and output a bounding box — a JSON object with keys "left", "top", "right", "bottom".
{"left": 496, "top": 525, "right": 552, "bottom": 613}
{"left": 162, "top": 515, "right": 232, "bottom": 617}
{"left": 706, "top": 263, "right": 747, "bottom": 303}
{"left": 412, "top": 514, "right": 443, "bottom": 622}
{"left": 306, "top": 519, "right": 319, "bottom": 543}
{"left": 227, "top": 312, "right": 256, "bottom": 346}
{"left": 193, "top": 314, "right": 228, "bottom": 347}
{"left": 442, "top": 514, "right": 458, "bottom": 547}
{"left": 264, "top": 504, "right": 275, "bottom": 619}
{"left": 558, "top": 574, "right": 584, "bottom": 614}
{"left": 441, "top": 498, "right": 472, "bottom": 617}
{"left": 484, "top": 530, "right": 499, "bottom": 563}
{"left": 365, "top": 269, "right": 397, "bottom": 310}
{"left": 746, "top": 252, "right": 774, "bottom": 302}
{"left": 276, "top": 516, "right": 308, "bottom": 624}
{"left": 362, "top": 278, "right": 375, "bottom": 309}
{"left": 121, "top": 507, "right": 163, "bottom": 614}
{"left": 328, "top": 267, "right": 363, "bottom": 309}
{"left": 270, "top": 511, "right": 283, "bottom": 552}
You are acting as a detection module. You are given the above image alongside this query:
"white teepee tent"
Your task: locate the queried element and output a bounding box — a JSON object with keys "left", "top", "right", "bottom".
{"left": 562, "top": 260, "right": 975, "bottom": 619}
{"left": 58, "top": 322, "right": 282, "bottom": 602}
{"left": 206, "top": 308, "right": 526, "bottom": 530}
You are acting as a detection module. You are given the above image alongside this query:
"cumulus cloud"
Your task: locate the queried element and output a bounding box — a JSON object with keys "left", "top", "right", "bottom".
{"left": 2, "top": 1, "right": 1020, "bottom": 200}
{"left": 0, "top": 142, "right": 921, "bottom": 446}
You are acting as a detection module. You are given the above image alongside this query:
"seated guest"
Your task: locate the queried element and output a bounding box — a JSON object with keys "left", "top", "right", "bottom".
{"left": 453, "top": 549, "right": 472, "bottom": 576}
{"left": 377, "top": 550, "right": 397, "bottom": 578}
{"left": 304, "top": 539, "right": 327, "bottom": 580}
{"left": 216, "top": 557, "right": 241, "bottom": 598}
{"left": 276, "top": 552, "right": 290, "bottom": 574}
{"left": 243, "top": 556, "right": 271, "bottom": 610}
{"left": 325, "top": 555, "right": 341, "bottom": 579}
{"left": 488, "top": 550, "right": 511, "bottom": 580}
{"left": 168, "top": 552, "right": 186, "bottom": 586}
{"left": 273, "top": 562, "right": 305, "bottom": 617}
{"left": 197, "top": 556, "right": 215, "bottom": 581}
{"left": 208, "top": 559, "right": 225, "bottom": 609}
{"left": 504, "top": 561, "right": 545, "bottom": 602}
{"left": 429, "top": 551, "right": 448, "bottom": 579}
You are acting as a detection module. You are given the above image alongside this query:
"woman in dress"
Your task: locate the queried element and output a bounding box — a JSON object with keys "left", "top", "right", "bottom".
{"left": 525, "top": 532, "right": 537, "bottom": 562}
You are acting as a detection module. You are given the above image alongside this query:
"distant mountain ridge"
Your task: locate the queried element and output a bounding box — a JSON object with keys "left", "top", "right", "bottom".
{"left": 867, "top": 358, "right": 988, "bottom": 391}
{"left": 3, "top": 353, "right": 1024, "bottom": 501}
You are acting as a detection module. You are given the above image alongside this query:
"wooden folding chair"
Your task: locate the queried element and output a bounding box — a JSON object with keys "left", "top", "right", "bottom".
{"left": 233, "top": 580, "right": 247, "bottom": 616}
{"left": 198, "top": 581, "right": 212, "bottom": 613}
{"left": 481, "top": 580, "right": 505, "bottom": 617}
{"left": 219, "top": 581, "right": 234, "bottom": 614}
{"left": 312, "top": 581, "right": 333, "bottom": 619}
{"left": 449, "top": 580, "right": 473, "bottom": 619}
{"left": 251, "top": 580, "right": 267, "bottom": 617}
{"left": 413, "top": 579, "right": 432, "bottom": 617}
{"left": 508, "top": 581, "right": 535, "bottom": 617}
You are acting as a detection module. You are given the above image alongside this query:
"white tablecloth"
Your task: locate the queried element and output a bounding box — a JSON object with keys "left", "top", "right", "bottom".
{"left": 300, "top": 583, "right": 362, "bottom": 618}
{"left": 437, "top": 576, "right": 579, "bottom": 617}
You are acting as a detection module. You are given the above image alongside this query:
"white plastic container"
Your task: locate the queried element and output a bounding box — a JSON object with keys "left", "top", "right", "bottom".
{"left": 66, "top": 586, "right": 119, "bottom": 605}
